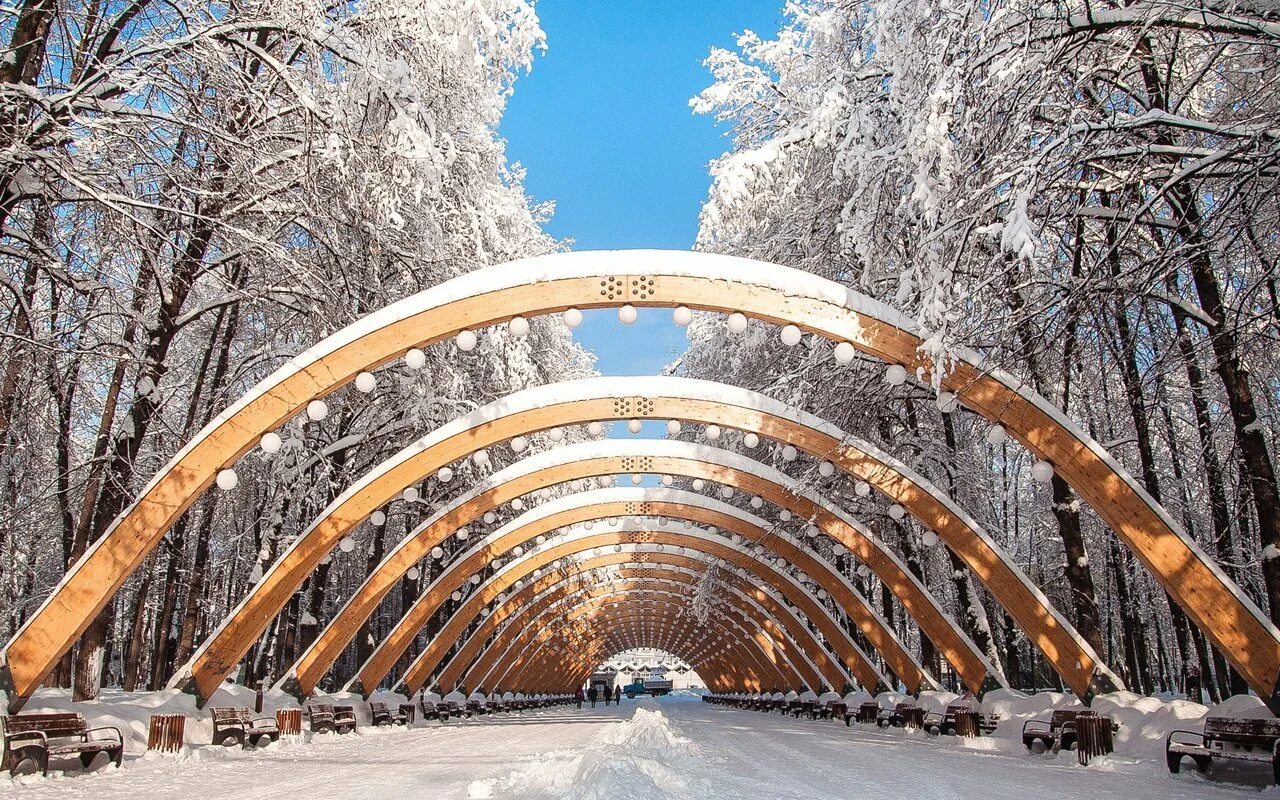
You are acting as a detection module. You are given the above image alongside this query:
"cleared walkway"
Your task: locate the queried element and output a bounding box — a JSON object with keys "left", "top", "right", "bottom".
{"left": 5, "top": 696, "right": 1256, "bottom": 799}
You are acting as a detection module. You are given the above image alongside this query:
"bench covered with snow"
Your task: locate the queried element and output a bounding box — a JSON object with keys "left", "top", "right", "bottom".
{"left": 369, "top": 701, "right": 414, "bottom": 727}
{"left": 925, "top": 703, "right": 999, "bottom": 737}
{"left": 211, "top": 706, "right": 279, "bottom": 748}
{"left": 1167, "top": 716, "right": 1280, "bottom": 784}
{"left": 2, "top": 712, "right": 123, "bottom": 776}
{"left": 1022, "top": 708, "right": 1082, "bottom": 751}
{"left": 306, "top": 703, "right": 357, "bottom": 734}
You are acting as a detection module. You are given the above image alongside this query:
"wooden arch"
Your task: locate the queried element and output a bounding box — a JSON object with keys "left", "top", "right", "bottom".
{"left": 485, "top": 593, "right": 802, "bottom": 691}
{"left": 486, "top": 591, "right": 807, "bottom": 693}
{"left": 457, "top": 565, "right": 789, "bottom": 693}
{"left": 443, "top": 562, "right": 863, "bottom": 693}
{"left": 2, "top": 249, "right": 1269, "bottom": 712}
{"left": 510, "top": 602, "right": 781, "bottom": 692}
{"left": 290, "top": 482, "right": 927, "bottom": 699}
{"left": 495, "top": 595, "right": 804, "bottom": 692}
{"left": 361, "top": 531, "right": 880, "bottom": 697}
{"left": 189, "top": 378, "right": 1089, "bottom": 705}
{"left": 495, "top": 586, "right": 830, "bottom": 691}
{"left": 418, "top": 558, "right": 858, "bottom": 694}
{"left": 282, "top": 442, "right": 972, "bottom": 699}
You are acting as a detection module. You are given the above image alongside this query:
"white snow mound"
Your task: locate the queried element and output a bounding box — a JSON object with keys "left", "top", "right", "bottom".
{"left": 503, "top": 707, "right": 701, "bottom": 799}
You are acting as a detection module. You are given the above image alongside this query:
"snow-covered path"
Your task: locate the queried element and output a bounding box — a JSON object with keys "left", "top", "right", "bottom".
{"left": 5, "top": 695, "right": 1262, "bottom": 798}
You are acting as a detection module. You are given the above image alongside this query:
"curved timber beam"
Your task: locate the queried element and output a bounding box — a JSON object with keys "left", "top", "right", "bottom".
{"left": 499, "top": 599, "right": 795, "bottom": 691}
{"left": 498, "top": 599, "right": 799, "bottom": 691}
{"left": 436, "top": 565, "right": 854, "bottom": 692}
{"left": 389, "top": 549, "right": 840, "bottom": 695}
{"left": 284, "top": 443, "right": 966, "bottom": 698}
{"left": 5, "top": 250, "right": 1265, "bottom": 711}
{"left": 330, "top": 494, "right": 901, "bottom": 696}
{"left": 352, "top": 528, "right": 884, "bottom": 696}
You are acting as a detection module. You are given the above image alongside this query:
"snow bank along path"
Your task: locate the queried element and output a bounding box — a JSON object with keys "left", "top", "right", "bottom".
{"left": 3, "top": 691, "right": 1264, "bottom": 798}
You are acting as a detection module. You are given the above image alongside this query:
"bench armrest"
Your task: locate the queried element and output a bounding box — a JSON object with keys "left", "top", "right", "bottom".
{"left": 83, "top": 726, "right": 123, "bottom": 743}
{"left": 4, "top": 730, "right": 48, "bottom": 747}
{"left": 1165, "top": 729, "right": 1206, "bottom": 748}
{"left": 1021, "top": 719, "right": 1051, "bottom": 735}
{"left": 252, "top": 717, "right": 279, "bottom": 729}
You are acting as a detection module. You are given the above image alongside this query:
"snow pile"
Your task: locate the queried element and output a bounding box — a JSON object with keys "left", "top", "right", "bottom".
{"left": 500, "top": 707, "right": 702, "bottom": 799}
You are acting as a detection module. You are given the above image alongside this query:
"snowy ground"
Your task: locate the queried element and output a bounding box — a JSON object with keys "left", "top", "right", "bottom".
{"left": 3, "top": 692, "right": 1271, "bottom": 798}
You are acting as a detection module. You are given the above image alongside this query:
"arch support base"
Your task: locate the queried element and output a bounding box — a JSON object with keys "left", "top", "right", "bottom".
{"left": 1081, "top": 668, "right": 1122, "bottom": 706}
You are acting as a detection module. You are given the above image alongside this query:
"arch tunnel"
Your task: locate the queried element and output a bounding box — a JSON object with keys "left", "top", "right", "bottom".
{"left": 2, "top": 249, "right": 1277, "bottom": 713}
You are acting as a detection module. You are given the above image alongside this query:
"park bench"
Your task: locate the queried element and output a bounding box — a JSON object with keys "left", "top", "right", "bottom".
{"left": 307, "top": 703, "right": 358, "bottom": 734}
{"left": 2, "top": 712, "right": 123, "bottom": 776}
{"left": 881, "top": 702, "right": 925, "bottom": 729}
{"left": 825, "top": 700, "right": 846, "bottom": 721}
{"left": 1167, "top": 716, "right": 1280, "bottom": 784}
{"left": 925, "top": 704, "right": 1000, "bottom": 737}
{"left": 210, "top": 707, "right": 279, "bottom": 748}
{"left": 369, "top": 701, "right": 413, "bottom": 727}
{"left": 1022, "top": 708, "right": 1082, "bottom": 751}
{"left": 847, "top": 701, "right": 880, "bottom": 726}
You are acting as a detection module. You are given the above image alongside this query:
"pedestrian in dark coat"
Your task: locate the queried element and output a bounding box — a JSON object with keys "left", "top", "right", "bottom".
{"left": 575, "top": 687, "right": 584, "bottom": 709}
{"left": 587, "top": 686, "right": 598, "bottom": 708}
{"left": 613, "top": 685, "right": 622, "bottom": 704}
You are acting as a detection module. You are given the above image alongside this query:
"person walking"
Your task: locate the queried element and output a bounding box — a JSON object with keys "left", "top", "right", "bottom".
{"left": 575, "top": 686, "right": 584, "bottom": 709}
{"left": 587, "top": 685, "right": 598, "bottom": 708}
{"left": 603, "top": 687, "right": 611, "bottom": 707}
{"left": 613, "top": 685, "right": 622, "bottom": 705}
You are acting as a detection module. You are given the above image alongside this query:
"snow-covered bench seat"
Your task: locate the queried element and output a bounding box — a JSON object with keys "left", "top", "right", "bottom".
{"left": 925, "top": 704, "right": 1000, "bottom": 737}
{"left": 210, "top": 707, "right": 279, "bottom": 748}
{"left": 369, "top": 701, "right": 413, "bottom": 727}
{"left": 306, "top": 703, "right": 357, "bottom": 734}
{"left": 2, "top": 712, "right": 123, "bottom": 777}
{"left": 1022, "top": 708, "right": 1082, "bottom": 751}
{"left": 1167, "top": 716, "right": 1280, "bottom": 784}
{"left": 881, "top": 702, "right": 924, "bottom": 729}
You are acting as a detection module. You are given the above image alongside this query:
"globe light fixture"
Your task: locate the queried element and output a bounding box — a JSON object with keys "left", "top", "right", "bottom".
{"left": 855, "top": 481, "right": 871, "bottom": 497}
{"left": 818, "top": 461, "right": 835, "bottom": 477}
{"left": 704, "top": 424, "right": 721, "bottom": 441}
{"left": 780, "top": 325, "right": 802, "bottom": 346}
{"left": 666, "top": 419, "right": 681, "bottom": 435}
{"left": 338, "top": 536, "right": 355, "bottom": 553}
{"left": 672, "top": 306, "right": 692, "bottom": 326}
{"left": 628, "top": 419, "right": 643, "bottom": 434}
{"left": 564, "top": 308, "right": 583, "bottom": 328}
{"left": 986, "top": 424, "right": 1008, "bottom": 445}
{"left": 306, "top": 399, "right": 329, "bottom": 421}
{"left": 260, "top": 432, "right": 283, "bottom": 454}
{"left": 727, "top": 312, "right": 748, "bottom": 333}
{"left": 884, "top": 364, "right": 908, "bottom": 386}
{"left": 354, "top": 371, "right": 377, "bottom": 393}
{"left": 743, "top": 432, "right": 760, "bottom": 448}
{"left": 1031, "top": 460, "right": 1055, "bottom": 483}
{"left": 456, "top": 330, "right": 477, "bottom": 351}
{"left": 371, "top": 510, "right": 386, "bottom": 526}
{"left": 618, "top": 304, "right": 638, "bottom": 325}
{"left": 437, "top": 467, "right": 453, "bottom": 482}
{"left": 403, "top": 487, "right": 419, "bottom": 502}
{"left": 834, "top": 342, "right": 856, "bottom": 364}
{"left": 508, "top": 316, "right": 530, "bottom": 337}
{"left": 406, "top": 566, "right": 420, "bottom": 581}
{"left": 472, "top": 449, "right": 490, "bottom": 467}
{"left": 216, "top": 469, "right": 238, "bottom": 491}
{"left": 588, "top": 421, "right": 604, "bottom": 436}
{"left": 888, "top": 504, "right": 906, "bottom": 521}
{"left": 405, "top": 348, "right": 427, "bottom": 369}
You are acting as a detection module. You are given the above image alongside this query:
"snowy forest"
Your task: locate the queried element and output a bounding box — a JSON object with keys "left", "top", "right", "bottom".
{"left": 1, "top": 0, "right": 1278, "bottom": 712}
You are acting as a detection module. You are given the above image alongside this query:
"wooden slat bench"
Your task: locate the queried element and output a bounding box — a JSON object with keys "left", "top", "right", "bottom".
{"left": 1022, "top": 709, "right": 1081, "bottom": 752}
{"left": 306, "top": 703, "right": 358, "bottom": 734}
{"left": 881, "top": 702, "right": 925, "bottom": 729}
{"left": 1167, "top": 716, "right": 1280, "bottom": 784}
{"left": 369, "top": 701, "right": 412, "bottom": 727}
{"left": 211, "top": 707, "right": 279, "bottom": 748}
{"left": 3, "top": 713, "right": 123, "bottom": 776}
{"left": 925, "top": 704, "right": 1000, "bottom": 737}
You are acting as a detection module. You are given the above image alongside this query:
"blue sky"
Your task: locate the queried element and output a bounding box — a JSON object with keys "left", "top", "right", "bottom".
{"left": 501, "top": 0, "right": 782, "bottom": 392}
